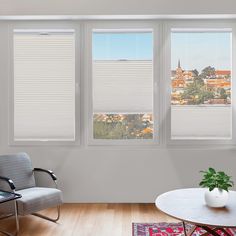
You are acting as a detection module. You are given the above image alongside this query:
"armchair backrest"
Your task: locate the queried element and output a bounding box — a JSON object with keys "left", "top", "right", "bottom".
{"left": 0, "top": 153, "right": 36, "bottom": 190}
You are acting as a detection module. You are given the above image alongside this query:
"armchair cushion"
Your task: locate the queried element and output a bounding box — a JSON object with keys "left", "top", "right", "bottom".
{"left": 0, "top": 153, "right": 35, "bottom": 191}
{"left": 16, "top": 187, "right": 63, "bottom": 215}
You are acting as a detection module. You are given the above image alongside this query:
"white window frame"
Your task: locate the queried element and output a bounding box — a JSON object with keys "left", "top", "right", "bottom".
{"left": 9, "top": 21, "right": 81, "bottom": 146}
{"left": 163, "top": 20, "right": 236, "bottom": 147}
{"left": 84, "top": 21, "right": 160, "bottom": 146}
{"left": 5, "top": 19, "right": 236, "bottom": 148}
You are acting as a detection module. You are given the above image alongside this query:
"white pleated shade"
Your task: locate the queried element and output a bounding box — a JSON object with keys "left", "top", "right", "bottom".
{"left": 93, "top": 60, "right": 153, "bottom": 113}
{"left": 14, "top": 31, "right": 75, "bottom": 141}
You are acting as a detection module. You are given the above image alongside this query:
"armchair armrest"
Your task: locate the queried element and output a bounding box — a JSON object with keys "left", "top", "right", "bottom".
{"left": 33, "top": 168, "right": 57, "bottom": 181}
{"left": 0, "top": 176, "right": 16, "bottom": 190}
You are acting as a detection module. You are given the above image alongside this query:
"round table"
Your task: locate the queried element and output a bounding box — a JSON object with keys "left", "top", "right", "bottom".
{"left": 155, "top": 188, "right": 236, "bottom": 236}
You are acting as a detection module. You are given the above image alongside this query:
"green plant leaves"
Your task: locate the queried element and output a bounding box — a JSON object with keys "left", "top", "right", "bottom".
{"left": 199, "top": 167, "right": 234, "bottom": 192}
{"left": 209, "top": 168, "right": 216, "bottom": 174}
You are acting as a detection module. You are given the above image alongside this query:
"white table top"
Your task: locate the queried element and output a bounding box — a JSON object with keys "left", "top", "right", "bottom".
{"left": 155, "top": 188, "right": 236, "bottom": 227}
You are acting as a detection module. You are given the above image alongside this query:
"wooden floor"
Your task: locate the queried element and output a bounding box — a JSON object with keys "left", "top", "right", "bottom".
{"left": 0, "top": 204, "right": 177, "bottom": 236}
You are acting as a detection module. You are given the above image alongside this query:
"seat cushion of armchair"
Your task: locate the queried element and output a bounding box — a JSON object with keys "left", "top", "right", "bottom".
{"left": 16, "top": 187, "right": 63, "bottom": 215}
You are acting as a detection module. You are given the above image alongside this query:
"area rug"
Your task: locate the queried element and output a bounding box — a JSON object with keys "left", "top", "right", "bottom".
{"left": 132, "top": 222, "right": 236, "bottom": 236}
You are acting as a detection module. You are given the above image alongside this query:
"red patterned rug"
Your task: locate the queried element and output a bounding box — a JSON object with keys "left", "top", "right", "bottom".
{"left": 132, "top": 222, "right": 236, "bottom": 236}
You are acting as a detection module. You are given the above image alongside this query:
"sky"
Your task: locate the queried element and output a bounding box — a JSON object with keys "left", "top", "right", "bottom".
{"left": 171, "top": 32, "right": 231, "bottom": 71}
{"left": 93, "top": 32, "right": 153, "bottom": 60}
{"left": 93, "top": 31, "right": 231, "bottom": 72}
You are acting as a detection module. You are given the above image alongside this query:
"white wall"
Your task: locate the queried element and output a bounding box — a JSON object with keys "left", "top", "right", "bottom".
{"left": 0, "top": 20, "right": 236, "bottom": 203}
{"left": 0, "top": 0, "right": 236, "bottom": 15}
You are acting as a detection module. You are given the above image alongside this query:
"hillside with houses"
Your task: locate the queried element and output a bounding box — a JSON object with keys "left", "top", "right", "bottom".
{"left": 171, "top": 60, "right": 231, "bottom": 105}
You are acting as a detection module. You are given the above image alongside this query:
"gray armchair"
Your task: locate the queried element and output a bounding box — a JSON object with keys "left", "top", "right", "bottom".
{"left": 0, "top": 153, "right": 63, "bottom": 235}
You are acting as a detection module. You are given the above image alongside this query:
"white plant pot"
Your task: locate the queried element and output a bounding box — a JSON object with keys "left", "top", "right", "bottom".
{"left": 205, "top": 188, "right": 229, "bottom": 208}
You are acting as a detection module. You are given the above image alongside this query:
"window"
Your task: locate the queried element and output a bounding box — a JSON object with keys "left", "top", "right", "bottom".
{"left": 92, "top": 30, "right": 154, "bottom": 140}
{"left": 10, "top": 21, "right": 235, "bottom": 147}
{"left": 13, "top": 29, "right": 75, "bottom": 141}
{"left": 171, "top": 29, "right": 232, "bottom": 140}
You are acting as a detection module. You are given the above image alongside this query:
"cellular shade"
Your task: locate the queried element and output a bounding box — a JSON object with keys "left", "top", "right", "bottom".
{"left": 93, "top": 60, "right": 153, "bottom": 113}
{"left": 14, "top": 30, "right": 75, "bottom": 141}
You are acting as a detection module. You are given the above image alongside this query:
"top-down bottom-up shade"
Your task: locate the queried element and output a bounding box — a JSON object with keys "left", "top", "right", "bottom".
{"left": 93, "top": 60, "right": 153, "bottom": 114}
{"left": 14, "top": 30, "right": 75, "bottom": 141}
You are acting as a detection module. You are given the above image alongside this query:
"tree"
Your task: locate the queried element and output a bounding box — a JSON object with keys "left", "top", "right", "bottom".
{"left": 93, "top": 114, "right": 153, "bottom": 139}
{"left": 194, "top": 76, "right": 204, "bottom": 86}
{"left": 200, "top": 66, "right": 216, "bottom": 79}
{"left": 191, "top": 69, "right": 204, "bottom": 86}
{"left": 192, "top": 69, "right": 199, "bottom": 77}
{"left": 181, "top": 81, "right": 214, "bottom": 105}
{"left": 219, "top": 88, "right": 227, "bottom": 99}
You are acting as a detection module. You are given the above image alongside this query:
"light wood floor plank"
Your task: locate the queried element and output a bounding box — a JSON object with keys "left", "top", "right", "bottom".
{"left": 0, "top": 203, "right": 177, "bottom": 236}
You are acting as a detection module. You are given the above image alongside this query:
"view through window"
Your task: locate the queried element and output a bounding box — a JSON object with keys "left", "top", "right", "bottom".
{"left": 92, "top": 31, "right": 153, "bottom": 139}
{"left": 171, "top": 30, "right": 232, "bottom": 139}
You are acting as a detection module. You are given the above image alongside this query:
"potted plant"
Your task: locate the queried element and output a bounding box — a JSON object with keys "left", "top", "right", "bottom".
{"left": 199, "top": 167, "right": 234, "bottom": 208}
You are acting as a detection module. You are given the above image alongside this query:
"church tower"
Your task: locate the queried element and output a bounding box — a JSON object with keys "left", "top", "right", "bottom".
{"left": 178, "top": 59, "right": 181, "bottom": 68}
{"left": 176, "top": 59, "right": 183, "bottom": 79}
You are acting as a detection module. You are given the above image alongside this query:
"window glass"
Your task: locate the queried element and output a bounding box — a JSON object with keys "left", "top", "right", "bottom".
{"left": 171, "top": 30, "right": 232, "bottom": 139}
{"left": 92, "top": 31, "right": 153, "bottom": 139}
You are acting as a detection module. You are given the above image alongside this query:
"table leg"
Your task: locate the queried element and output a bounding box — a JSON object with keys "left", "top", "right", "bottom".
{"left": 199, "top": 225, "right": 222, "bottom": 236}
{"left": 0, "top": 200, "right": 19, "bottom": 236}
{"left": 182, "top": 221, "right": 197, "bottom": 236}
{"left": 215, "top": 227, "right": 231, "bottom": 236}
{"left": 182, "top": 221, "right": 187, "bottom": 236}
{"left": 0, "top": 230, "right": 13, "bottom": 236}
{"left": 188, "top": 226, "right": 197, "bottom": 236}
{"left": 13, "top": 200, "right": 19, "bottom": 236}
{"left": 198, "top": 232, "right": 209, "bottom": 236}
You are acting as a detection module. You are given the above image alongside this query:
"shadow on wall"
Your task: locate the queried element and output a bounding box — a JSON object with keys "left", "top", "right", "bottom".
{"left": 166, "top": 148, "right": 236, "bottom": 191}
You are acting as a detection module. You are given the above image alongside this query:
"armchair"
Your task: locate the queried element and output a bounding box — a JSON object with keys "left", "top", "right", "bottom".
{"left": 0, "top": 153, "right": 63, "bottom": 235}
